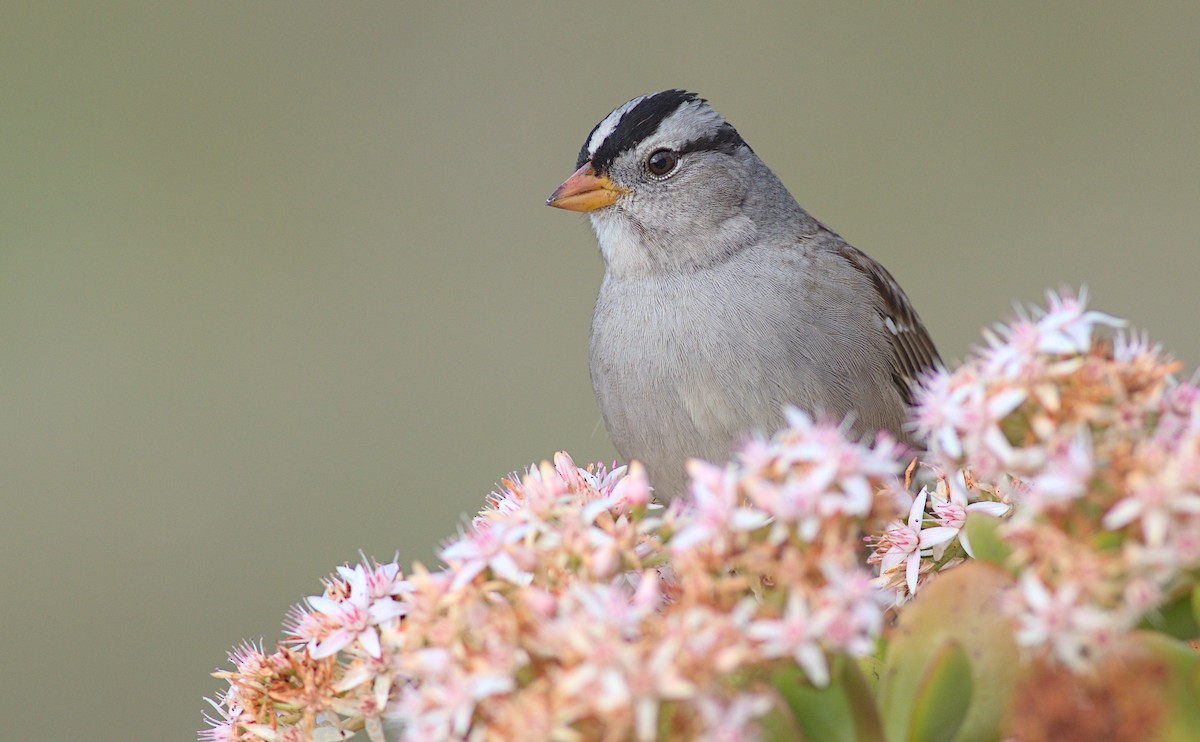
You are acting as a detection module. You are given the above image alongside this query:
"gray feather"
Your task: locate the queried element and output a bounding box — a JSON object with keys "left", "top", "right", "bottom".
{"left": 571, "top": 91, "right": 939, "bottom": 496}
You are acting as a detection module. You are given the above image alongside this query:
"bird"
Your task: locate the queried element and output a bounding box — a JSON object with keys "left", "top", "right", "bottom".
{"left": 546, "top": 90, "right": 940, "bottom": 496}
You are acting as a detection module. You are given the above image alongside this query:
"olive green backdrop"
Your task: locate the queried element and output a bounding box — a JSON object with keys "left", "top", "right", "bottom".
{"left": 3, "top": 2, "right": 1197, "bottom": 739}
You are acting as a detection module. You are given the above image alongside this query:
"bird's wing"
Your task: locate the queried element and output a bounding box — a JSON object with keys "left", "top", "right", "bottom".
{"left": 833, "top": 244, "right": 942, "bottom": 404}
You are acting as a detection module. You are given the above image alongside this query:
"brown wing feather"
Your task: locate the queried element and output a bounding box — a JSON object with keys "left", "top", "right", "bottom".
{"left": 833, "top": 244, "right": 941, "bottom": 404}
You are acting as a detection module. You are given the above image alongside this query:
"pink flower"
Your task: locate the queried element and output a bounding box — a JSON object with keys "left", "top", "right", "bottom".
{"left": 439, "top": 519, "right": 535, "bottom": 590}
{"left": 744, "top": 474, "right": 823, "bottom": 542}
{"left": 550, "top": 585, "right": 696, "bottom": 741}
{"left": 628, "top": 639, "right": 700, "bottom": 741}
{"left": 979, "top": 319, "right": 1044, "bottom": 381}
{"left": 1102, "top": 467, "right": 1200, "bottom": 547}
{"left": 1034, "top": 287, "right": 1125, "bottom": 355}
{"left": 305, "top": 563, "right": 409, "bottom": 659}
{"left": 581, "top": 460, "right": 651, "bottom": 523}
{"left": 390, "top": 666, "right": 514, "bottom": 741}
{"left": 718, "top": 409, "right": 904, "bottom": 544}
{"left": 199, "top": 693, "right": 241, "bottom": 742}
{"left": 910, "top": 369, "right": 986, "bottom": 462}
{"left": 1028, "top": 431, "right": 1095, "bottom": 506}
{"left": 1012, "top": 573, "right": 1123, "bottom": 669}
{"left": 929, "top": 472, "right": 1009, "bottom": 557}
{"left": 816, "top": 565, "right": 890, "bottom": 655}
{"left": 879, "top": 490, "right": 958, "bottom": 595}
{"left": 609, "top": 460, "right": 652, "bottom": 509}
{"left": 694, "top": 693, "right": 774, "bottom": 742}
{"left": 670, "top": 460, "right": 769, "bottom": 552}
{"left": 746, "top": 590, "right": 833, "bottom": 686}
{"left": 777, "top": 408, "right": 903, "bottom": 481}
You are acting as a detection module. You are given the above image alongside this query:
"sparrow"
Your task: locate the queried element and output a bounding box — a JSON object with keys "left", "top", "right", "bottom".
{"left": 547, "top": 90, "right": 940, "bottom": 496}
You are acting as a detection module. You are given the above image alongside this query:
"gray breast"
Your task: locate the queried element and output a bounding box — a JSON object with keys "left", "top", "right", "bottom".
{"left": 589, "top": 244, "right": 904, "bottom": 496}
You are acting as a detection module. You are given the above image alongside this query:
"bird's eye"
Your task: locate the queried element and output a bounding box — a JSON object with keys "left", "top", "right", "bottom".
{"left": 646, "top": 149, "right": 679, "bottom": 178}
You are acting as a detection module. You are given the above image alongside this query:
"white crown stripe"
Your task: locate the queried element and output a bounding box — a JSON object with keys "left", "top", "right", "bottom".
{"left": 587, "top": 96, "right": 648, "bottom": 161}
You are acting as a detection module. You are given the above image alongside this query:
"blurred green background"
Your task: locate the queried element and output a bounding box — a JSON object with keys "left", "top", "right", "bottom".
{"left": 3, "top": 2, "right": 1197, "bottom": 739}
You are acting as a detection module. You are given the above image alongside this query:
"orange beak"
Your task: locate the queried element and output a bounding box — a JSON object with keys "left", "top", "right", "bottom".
{"left": 546, "top": 163, "right": 625, "bottom": 212}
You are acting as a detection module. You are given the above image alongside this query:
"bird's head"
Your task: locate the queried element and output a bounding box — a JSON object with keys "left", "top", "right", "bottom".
{"left": 547, "top": 90, "right": 772, "bottom": 276}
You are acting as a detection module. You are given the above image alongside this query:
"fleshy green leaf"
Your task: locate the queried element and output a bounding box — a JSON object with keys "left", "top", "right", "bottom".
{"left": 1139, "top": 589, "right": 1200, "bottom": 640}
{"left": 908, "top": 641, "right": 973, "bottom": 742}
{"left": 963, "top": 512, "right": 1011, "bottom": 568}
{"left": 856, "top": 648, "right": 883, "bottom": 694}
{"left": 759, "top": 697, "right": 805, "bottom": 742}
{"left": 770, "top": 656, "right": 884, "bottom": 742}
{"left": 772, "top": 664, "right": 855, "bottom": 742}
{"left": 880, "top": 562, "right": 1020, "bottom": 742}
{"left": 841, "top": 657, "right": 886, "bottom": 742}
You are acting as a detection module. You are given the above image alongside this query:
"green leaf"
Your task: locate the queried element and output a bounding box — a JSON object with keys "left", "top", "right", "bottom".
{"left": 771, "top": 663, "right": 855, "bottom": 742}
{"left": 856, "top": 648, "right": 883, "bottom": 694}
{"left": 1138, "top": 589, "right": 1200, "bottom": 640}
{"left": 963, "top": 512, "right": 1011, "bottom": 568}
{"left": 1091, "top": 529, "right": 1124, "bottom": 552}
{"left": 841, "top": 657, "right": 886, "bottom": 742}
{"left": 758, "top": 699, "right": 804, "bottom": 742}
{"left": 907, "top": 641, "right": 973, "bottom": 742}
{"left": 879, "top": 562, "right": 1020, "bottom": 742}
{"left": 770, "top": 657, "right": 884, "bottom": 742}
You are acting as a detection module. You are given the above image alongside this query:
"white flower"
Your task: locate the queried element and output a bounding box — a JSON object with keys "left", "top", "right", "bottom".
{"left": 1029, "top": 431, "right": 1095, "bottom": 506}
{"left": 980, "top": 319, "right": 1044, "bottom": 381}
{"left": 879, "top": 490, "right": 958, "bottom": 594}
{"left": 1034, "top": 287, "right": 1125, "bottom": 355}
{"left": 816, "top": 565, "right": 891, "bottom": 655}
{"left": 305, "top": 564, "right": 409, "bottom": 659}
{"left": 746, "top": 590, "right": 833, "bottom": 686}
{"left": 929, "top": 472, "right": 1009, "bottom": 557}
{"left": 670, "top": 460, "right": 770, "bottom": 552}
{"left": 389, "top": 667, "right": 514, "bottom": 740}
{"left": 910, "top": 369, "right": 974, "bottom": 461}
{"left": 744, "top": 474, "right": 823, "bottom": 542}
{"left": 1102, "top": 467, "right": 1200, "bottom": 547}
{"left": 199, "top": 693, "right": 241, "bottom": 742}
{"left": 439, "top": 519, "right": 535, "bottom": 590}
{"left": 609, "top": 460, "right": 652, "bottom": 508}
{"left": 552, "top": 586, "right": 696, "bottom": 742}
{"left": 1012, "top": 573, "right": 1122, "bottom": 669}
{"left": 694, "top": 693, "right": 774, "bottom": 742}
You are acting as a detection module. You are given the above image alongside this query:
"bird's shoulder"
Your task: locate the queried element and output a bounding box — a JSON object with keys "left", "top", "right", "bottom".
{"left": 799, "top": 235, "right": 942, "bottom": 405}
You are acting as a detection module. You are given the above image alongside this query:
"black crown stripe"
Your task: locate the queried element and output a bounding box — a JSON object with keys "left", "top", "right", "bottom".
{"left": 575, "top": 90, "right": 747, "bottom": 173}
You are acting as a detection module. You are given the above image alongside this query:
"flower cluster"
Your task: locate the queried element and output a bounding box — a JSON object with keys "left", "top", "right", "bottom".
{"left": 869, "top": 467, "right": 1010, "bottom": 597}
{"left": 204, "top": 561, "right": 413, "bottom": 742}
{"left": 913, "top": 288, "right": 1200, "bottom": 668}
{"left": 205, "top": 288, "right": 1200, "bottom": 741}
{"left": 205, "top": 413, "right": 906, "bottom": 741}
